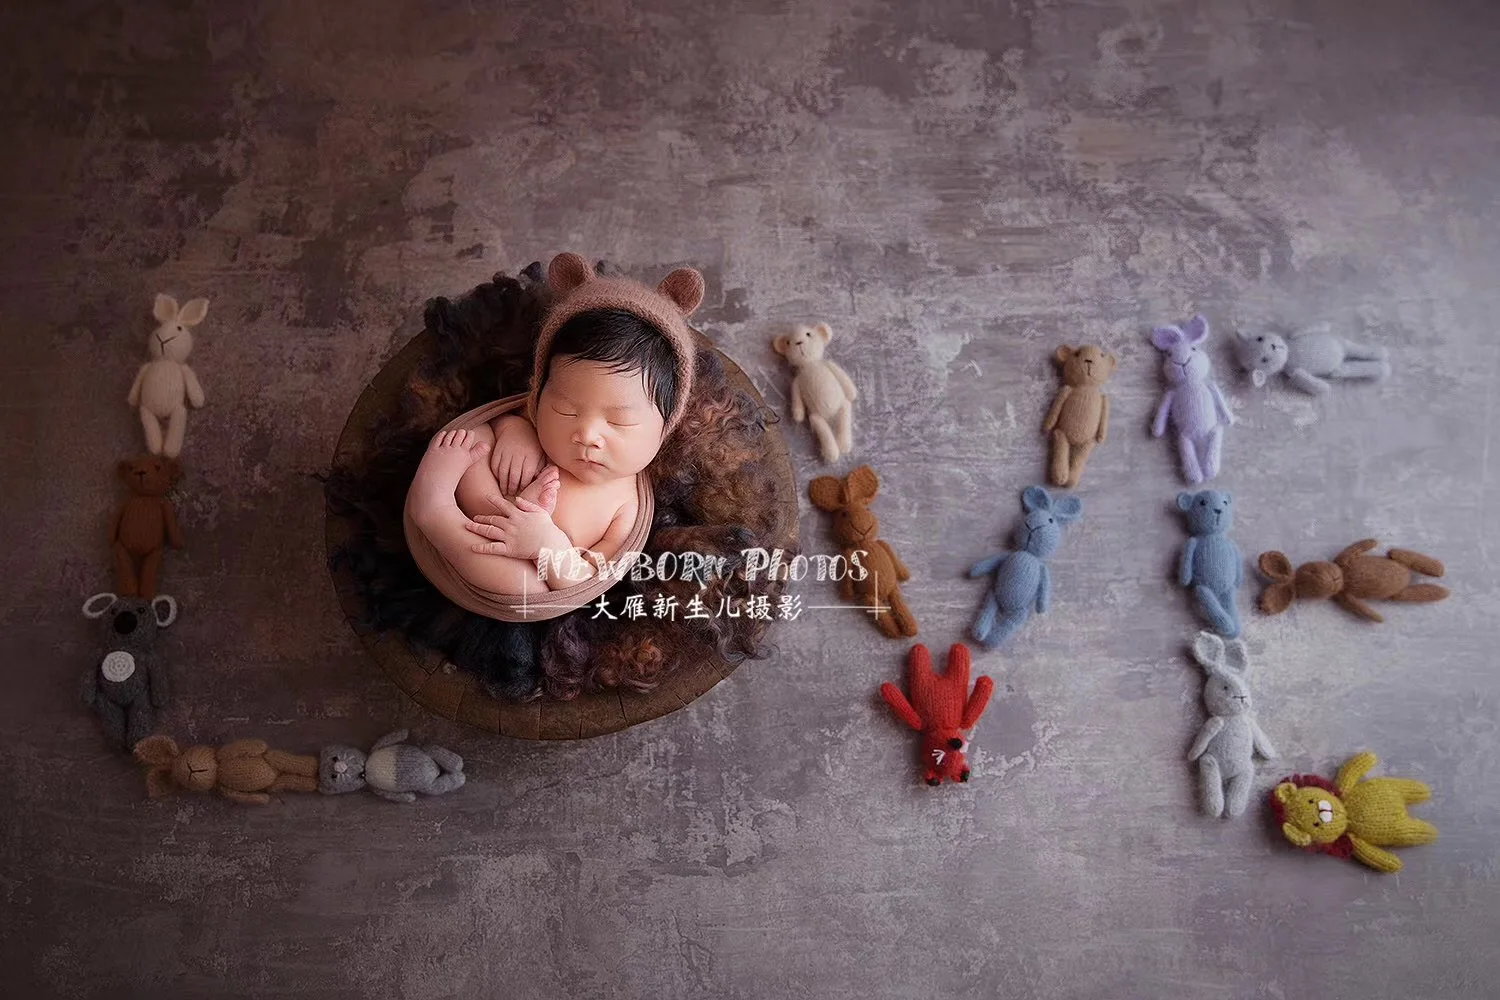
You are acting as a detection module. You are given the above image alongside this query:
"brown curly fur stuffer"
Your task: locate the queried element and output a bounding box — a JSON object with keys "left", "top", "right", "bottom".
{"left": 325, "top": 264, "right": 792, "bottom": 701}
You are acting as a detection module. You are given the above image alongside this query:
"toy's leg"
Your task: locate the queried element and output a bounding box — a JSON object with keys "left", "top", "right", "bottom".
{"left": 125, "top": 700, "right": 153, "bottom": 751}
{"left": 1224, "top": 771, "right": 1253, "bottom": 817}
{"left": 881, "top": 590, "right": 920, "bottom": 637}
{"left": 373, "top": 789, "right": 417, "bottom": 804}
{"left": 163, "top": 405, "right": 187, "bottom": 458}
{"left": 1197, "top": 756, "right": 1225, "bottom": 817}
{"left": 1342, "top": 341, "right": 1389, "bottom": 362}
{"left": 1193, "top": 585, "right": 1239, "bottom": 638}
{"left": 1067, "top": 440, "right": 1096, "bottom": 489}
{"left": 807, "top": 414, "right": 840, "bottom": 463}
{"left": 1202, "top": 426, "right": 1224, "bottom": 481}
{"left": 980, "top": 609, "right": 1029, "bottom": 650}
{"left": 970, "top": 593, "right": 1000, "bottom": 645}
{"left": 1389, "top": 584, "right": 1449, "bottom": 603}
{"left": 1394, "top": 817, "right": 1440, "bottom": 844}
{"left": 871, "top": 599, "right": 904, "bottom": 638}
{"left": 137, "top": 548, "right": 164, "bottom": 600}
{"left": 264, "top": 751, "right": 318, "bottom": 777}
{"left": 1332, "top": 359, "right": 1390, "bottom": 382}
{"left": 96, "top": 699, "right": 127, "bottom": 748}
{"left": 1177, "top": 433, "right": 1203, "bottom": 484}
{"left": 112, "top": 542, "right": 141, "bottom": 597}
{"left": 423, "top": 746, "right": 464, "bottom": 773}
{"left": 140, "top": 409, "right": 164, "bottom": 455}
{"left": 1287, "top": 368, "right": 1332, "bottom": 395}
{"left": 1386, "top": 549, "right": 1445, "bottom": 578}
{"left": 425, "top": 772, "right": 467, "bottom": 795}
{"left": 269, "top": 774, "right": 319, "bottom": 793}
{"left": 1049, "top": 430, "right": 1072, "bottom": 488}
{"left": 834, "top": 406, "right": 853, "bottom": 454}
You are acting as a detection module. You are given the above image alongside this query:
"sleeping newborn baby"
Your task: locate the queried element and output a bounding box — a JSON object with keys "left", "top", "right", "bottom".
{"left": 407, "top": 253, "right": 704, "bottom": 597}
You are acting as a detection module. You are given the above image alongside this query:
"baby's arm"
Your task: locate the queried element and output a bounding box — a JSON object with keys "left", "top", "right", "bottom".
{"left": 543, "top": 504, "right": 634, "bottom": 590}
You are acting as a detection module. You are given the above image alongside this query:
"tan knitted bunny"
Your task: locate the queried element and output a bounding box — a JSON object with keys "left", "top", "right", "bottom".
{"left": 129, "top": 294, "right": 208, "bottom": 458}
{"left": 134, "top": 735, "right": 318, "bottom": 806}
{"left": 773, "top": 323, "right": 858, "bottom": 463}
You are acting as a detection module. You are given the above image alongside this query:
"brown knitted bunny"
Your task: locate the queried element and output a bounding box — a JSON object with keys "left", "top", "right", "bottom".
{"left": 1041, "top": 345, "right": 1116, "bottom": 488}
{"left": 134, "top": 735, "right": 319, "bottom": 806}
{"left": 1258, "top": 540, "right": 1449, "bottom": 623}
{"left": 808, "top": 465, "right": 919, "bottom": 638}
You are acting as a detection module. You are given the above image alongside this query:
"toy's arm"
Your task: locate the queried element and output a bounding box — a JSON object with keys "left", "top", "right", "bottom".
{"left": 1210, "top": 381, "right": 1235, "bottom": 426}
{"left": 877, "top": 540, "right": 910, "bottom": 581}
{"left": 961, "top": 676, "right": 995, "bottom": 729}
{"left": 1336, "top": 751, "right": 1378, "bottom": 794}
{"left": 1348, "top": 835, "right": 1404, "bottom": 873}
{"left": 1041, "top": 386, "right": 1071, "bottom": 434}
{"left": 182, "top": 364, "right": 205, "bottom": 408}
{"left": 221, "top": 789, "right": 271, "bottom": 806}
{"left": 1097, "top": 393, "right": 1110, "bottom": 443}
{"left": 1036, "top": 564, "right": 1052, "bottom": 614}
{"left": 1287, "top": 368, "right": 1331, "bottom": 395}
{"left": 1251, "top": 720, "right": 1277, "bottom": 760}
{"left": 1333, "top": 593, "right": 1384, "bottom": 623}
{"left": 1335, "top": 539, "right": 1379, "bottom": 562}
{"left": 879, "top": 683, "right": 924, "bottom": 732}
{"left": 968, "top": 552, "right": 1007, "bottom": 578}
{"left": 788, "top": 379, "right": 806, "bottom": 423}
{"left": 1151, "top": 391, "right": 1173, "bottom": 438}
{"left": 220, "top": 738, "right": 269, "bottom": 760}
{"left": 1179, "top": 537, "right": 1198, "bottom": 588}
{"left": 163, "top": 500, "right": 185, "bottom": 550}
{"left": 1187, "top": 717, "right": 1225, "bottom": 761}
{"left": 826, "top": 361, "right": 858, "bottom": 402}
{"left": 372, "top": 729, "right": 409, "bottom": 751}
{"left": 128, "top": 364, "right": 147, "bottom": 407}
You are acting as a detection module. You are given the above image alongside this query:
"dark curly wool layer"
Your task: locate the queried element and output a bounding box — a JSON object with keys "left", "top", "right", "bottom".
{"left": 325, "top": 265, "right": 793, "bottom": 702}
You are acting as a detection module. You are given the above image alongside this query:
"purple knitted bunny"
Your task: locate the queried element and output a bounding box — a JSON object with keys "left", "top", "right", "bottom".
{"left": 1150, "top": 315, "right": 1236, "bottom": 484}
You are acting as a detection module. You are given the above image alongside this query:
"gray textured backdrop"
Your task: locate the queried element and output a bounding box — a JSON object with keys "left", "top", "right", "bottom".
{"left": 3, "top": 1, "right": 1498, "bottom": 998}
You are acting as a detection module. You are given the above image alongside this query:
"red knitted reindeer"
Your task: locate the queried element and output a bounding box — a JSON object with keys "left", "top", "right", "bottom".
{"left": 880, "top": 643, "right": 995, "bottom": 785}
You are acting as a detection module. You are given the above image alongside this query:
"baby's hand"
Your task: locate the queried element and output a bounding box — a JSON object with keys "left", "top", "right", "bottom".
{"left": 465, "top": 496, "right": 568, "bottom": 561}
{"left": 490, "top": 415, "right": 546, "bottom": 496}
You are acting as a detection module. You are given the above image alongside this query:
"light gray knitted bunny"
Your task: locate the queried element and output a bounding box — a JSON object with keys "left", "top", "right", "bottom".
{"left": 319, "top": 730, "right": 465, "bottom": 803}
{"left": 1233, "top": 323, "right": 1390, "bottom": 395}
{"left": 1186, "top": 631, "right": 1276, "bottom": 818}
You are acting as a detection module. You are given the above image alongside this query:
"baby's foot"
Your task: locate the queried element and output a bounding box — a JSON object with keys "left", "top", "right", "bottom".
{"left": 516, "top": 464, "right": 561, "bottom": 515}
{"left": 411, "top": 429, "right": 489, "bottom": 522}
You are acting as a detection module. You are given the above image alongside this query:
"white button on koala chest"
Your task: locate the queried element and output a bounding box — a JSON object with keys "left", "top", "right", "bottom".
{"left": 101, "top": 651, "right": 136, "bottom": 683}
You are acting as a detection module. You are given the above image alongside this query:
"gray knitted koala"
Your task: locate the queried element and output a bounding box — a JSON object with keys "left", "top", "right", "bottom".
{"left": 81, "top": 592, "right": 176, "bottom": 750}
{"left": 1186, "top": 631, "right": 1276, "bottom": 818}
{"left": 1232, "top": 324, "right": 1389, "bottom": 395}
{"left": 319, "top": 730, "right": 465, "bottom": 803}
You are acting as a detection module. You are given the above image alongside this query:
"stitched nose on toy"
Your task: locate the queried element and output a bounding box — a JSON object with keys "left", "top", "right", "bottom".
{"left": 947, "top": 738, "right": 963, "bottom": 750}
{"left": 333, "top": 760, "right": 349, "bottom": 775}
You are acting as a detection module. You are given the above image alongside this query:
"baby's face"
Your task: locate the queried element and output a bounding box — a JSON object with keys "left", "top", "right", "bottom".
{"left": 535, "top": 357, "right": 667, "bottom": 484}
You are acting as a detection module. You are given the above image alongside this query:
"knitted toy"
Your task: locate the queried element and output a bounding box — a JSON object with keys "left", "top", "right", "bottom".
{"left": 967, "top": 485, "right": 1082, "bottom": 650}
{"left": 773, "top": 322, "right": 858, "bottom": 463}
{"left": 111, "top": 455, "right": 184, "bottom": 599}
{"left": 81, "top": 592, "right": 176, "bottom": 751}
{"left": 1177, "top": 490, "right": 1244, "bottom": 637}
{"left": 319, "top": 730, "right": 466, "bottom": 803}
{"left": 808, "top": 466, "right": 919, "bottom": 638}
{"left": 134, "top": 735, "right": 319, "bottom": 806}
{"left": 1258, "top": 541, "right": 1448, "bottom": 622}
{"left": 1187, "top": 632, "right": 1276, "bottom": 818}
{"left": 880, "top": 643, "right": 994, "bottom": 786}
{"left": 1041, "top": 344, "right": 1116, "bottom": 488}
{"left": 1233, "top": 324, "right": 1390, "bottom": 395}
{"left": 1150, "top": 315, "right": 1235, "bottom": 484}
{"left": 1271, "top": 751, "right": 1438, "bottom": 873}
{"left": 129, "top": 294, "right": 208, "bottom": 458}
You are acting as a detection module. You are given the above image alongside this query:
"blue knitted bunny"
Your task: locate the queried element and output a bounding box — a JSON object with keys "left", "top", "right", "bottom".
{"left": 1177, "top": 490, "right": 1244, "bottom": 638}
{"left": 967, "top": 486, "right": 1084, "bottom": 649}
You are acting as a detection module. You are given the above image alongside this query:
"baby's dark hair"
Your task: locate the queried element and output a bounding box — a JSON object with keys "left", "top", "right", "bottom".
{"left": 543, "top": 309, "right": 679, "bottom": 423}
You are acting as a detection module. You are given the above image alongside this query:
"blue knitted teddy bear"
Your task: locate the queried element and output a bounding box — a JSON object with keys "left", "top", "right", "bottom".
{"left": 1177, "top": 489, "right": 1244, "bottom": 638}
{"left": 967, "top": 486, "right": 1083, "bottom": 649}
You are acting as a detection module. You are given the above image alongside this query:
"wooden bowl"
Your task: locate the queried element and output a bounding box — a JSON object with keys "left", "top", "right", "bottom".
{"left": 326, "top": 328, "right": 798, "bottom": 740}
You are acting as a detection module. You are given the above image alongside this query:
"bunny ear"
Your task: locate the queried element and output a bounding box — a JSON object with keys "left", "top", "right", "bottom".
{"left": 547, "top": 253, "right": 595, "bottom": 295}
{"left": 1150, "top": 325, "right": 1183, "bottom": 350}
{"left": 807, "top": 475, "right": 846, "bottom": 512}
{"left": 133, "top": 734, "right": 179, "bottom": 766}
{"left": 844, "top": 466, "right": 880, "bottom": 504}
{"left": 657, "top": 267, "right": 705, "bottom": 316}
{"left": 153, "top": 294, "right": 179, "bottom": 323}
{"left": 1222, "top": 639, "right": 1250, "bottom": 676}
{"left": 1051, "top": 494, "right": 1083, "bottom": 522}
{"left": 1260, "top": 581, "right": 1295, "bottom": 615}
{"left": 906, "top": 642, "right": 933, "bottom": 680}
{"left": 1021, "top": 485, "right": 1052, "bottom": 513}
{"left": 1259, "top": 551, "right": 1294, "bottom": 582}
{"left": 1184, "top": 315, "right": 1210, "bottom": 343}
{"left": 83, "top": 592, "right": 118, "bottom": 618}
{"left": 177, "top": 298, "right": 209, "bottom": 326}
{"left": 1191, "top": 631, "right": 1226, "bottom": 670}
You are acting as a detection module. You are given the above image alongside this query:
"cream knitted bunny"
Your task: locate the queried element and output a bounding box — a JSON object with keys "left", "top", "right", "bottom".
{"left": 129, "top": 293, "right": 208, "bottom": 458}
{"left": 772, "top": 322, "right": 858, "bottom": 463}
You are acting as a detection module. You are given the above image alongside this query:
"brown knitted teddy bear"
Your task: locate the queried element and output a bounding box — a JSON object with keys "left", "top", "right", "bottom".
{"left": 1041, "top": 345, "right": 1116, "bottom": 488}
{"left": 808, "top": 465, "right": 918, "bottom": 638}
{"left": 134, "top": 735, "right": 319, "bottom": 806}
{"left": 111, "top": 455, "right": 184, "bottom": 599}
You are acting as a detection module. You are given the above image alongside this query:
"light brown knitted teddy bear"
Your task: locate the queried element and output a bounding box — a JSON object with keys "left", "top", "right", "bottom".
{"left": 1041, "top": 345, "right": 1116, "bottom": 488}
{"left": 773, "top": 323, "right": 858, "bottom": 463}
{"left": 134, "top": 735, "right": 319, "bottom": 806}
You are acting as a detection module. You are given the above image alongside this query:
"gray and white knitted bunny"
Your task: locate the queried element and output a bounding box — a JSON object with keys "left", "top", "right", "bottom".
{"left": 319, "top": 730, "right": 465, "bottom": 803}
{"left": 1186, "top": 631, "right": 1276, "bottom": 818}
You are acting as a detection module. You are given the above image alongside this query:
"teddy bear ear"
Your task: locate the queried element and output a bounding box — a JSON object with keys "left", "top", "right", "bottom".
{"left": 153, "top": 294, "right": 179, "bottom": 323}
{"left": 1054, "top": 345, "right": 1074, "bottom": 365}
{"left": 548, "top": 253, "right": 595, "bottom": 295}
{"left": 658, "top": 267, "right": 705, "bottom": 317}
{"left": 1176, "top": 491, "right": 1196, "bottom": 512}
{"left": 771, "top": 334, "right": 791, "bottom": 356}
{"left": 807, "top": 475, "right": 846, "bottom": 512}
{"left": 813, "top": 322, "right": 832, "bottom": 342}
{"left": 162, "top": 457, "right": 181, "bottom": 481}
{"left": 844, "top": 465, "right": 880, "bottom": 504}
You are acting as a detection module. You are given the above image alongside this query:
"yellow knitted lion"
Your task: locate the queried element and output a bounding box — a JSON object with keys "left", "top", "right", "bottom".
{"left": 1271, "top": 751, "right": 1438, "bottom": 873}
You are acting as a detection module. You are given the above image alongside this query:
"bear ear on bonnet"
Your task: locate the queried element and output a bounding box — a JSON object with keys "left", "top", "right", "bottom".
{"left": 548, "top": 252, "right": 596, "bottom": 295}
{"left": 658, "top": 267, "right": 705, "bottom": 317}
